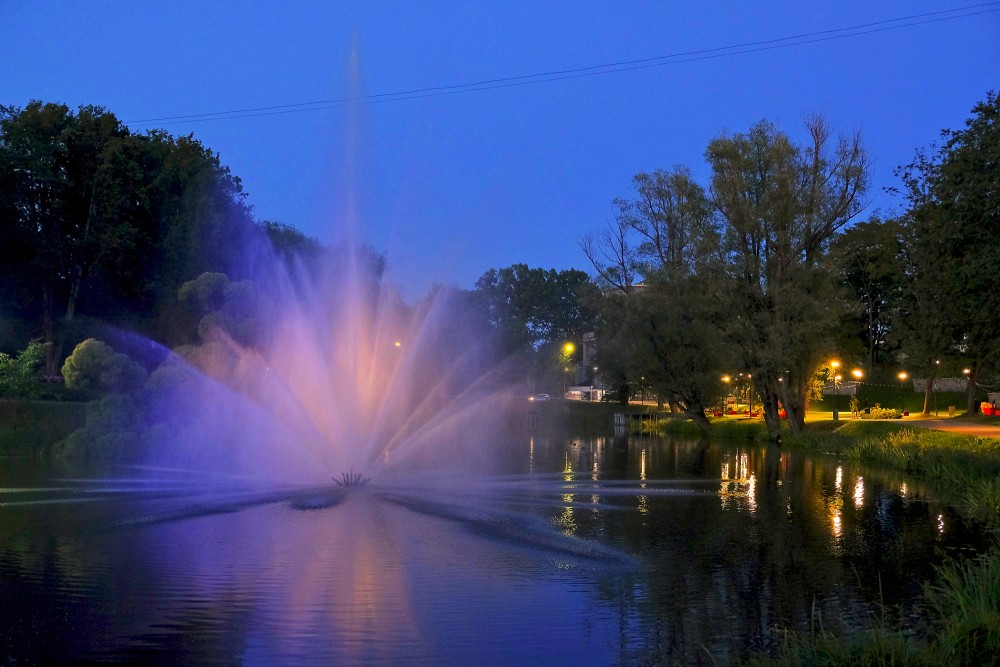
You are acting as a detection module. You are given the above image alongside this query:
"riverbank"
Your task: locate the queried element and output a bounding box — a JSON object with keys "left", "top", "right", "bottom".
{"left": 0, "top": 400, "right": 87, "bottom": 455}
{"left": 704, "top": 419, "right": 1000, "bottom": 665}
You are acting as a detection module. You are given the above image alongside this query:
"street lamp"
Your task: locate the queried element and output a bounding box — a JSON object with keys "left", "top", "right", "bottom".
{"left": 830, "top": 360, "right": 841, "bottom": 421}
{"left": 964, "top": 368, "right": 973, "bottom": 414}
{"left": 721, "top": 375, "right": 731, "bottom": 412}
{"left": 898, "top": 371, "right": 909, "bottom": 416}
{"left": 852, "top": 368, "right": 864, "bottom": 418}
{"left": 562, "top": 342, "right": 576, "bottom": 393}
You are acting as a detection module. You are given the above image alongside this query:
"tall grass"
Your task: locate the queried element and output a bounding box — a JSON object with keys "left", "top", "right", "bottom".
{"left": 926, "top": 549, "right": 1000, "bottom": 665}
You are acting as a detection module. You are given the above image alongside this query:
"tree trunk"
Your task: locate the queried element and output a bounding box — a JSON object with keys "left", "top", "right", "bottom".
{"left": 785, "top": 375, "right": 808, "bottom": 435}
{"left": 42, "top": 282, "right": 57, "bottom": 377}
{"left": 760, "top": 381, "right": 781, "bottom": 439}
{"left": 922, "top": 373, "right": 934, "bottom": 415}
{"left": 967, "top": 369, "right": 979, "bottom": 415}
{"left": 682, "top": 402, "right": 712, "bottom": 436}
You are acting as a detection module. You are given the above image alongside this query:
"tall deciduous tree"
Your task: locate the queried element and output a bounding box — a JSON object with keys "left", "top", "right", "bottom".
{"left": 707, "top": 118, "right": 870, "bottom": 436}
{"left": 584, "top": 167, "right": 729, "bottom": 433}
{"left": 0, "top": 102, "right": 136, "bottom": 373}
{"left": 0, "top": 102, "right": 261, "bottom": 366}
{"left": 894, "top": 91, "right": 999, "bottom": 413}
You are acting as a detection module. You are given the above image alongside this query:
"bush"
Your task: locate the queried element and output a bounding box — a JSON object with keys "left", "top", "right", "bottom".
{"left": 61, "top": 339, "right": 147, "bottom": 394}
{"left": 859, "top": 404, "right": 901, "bottom": 420}
{"left": 52, "top": 394, "right": 143, "bottom": 460}
{"left": 0, "top": 340, "right": 47, "bottom": 398}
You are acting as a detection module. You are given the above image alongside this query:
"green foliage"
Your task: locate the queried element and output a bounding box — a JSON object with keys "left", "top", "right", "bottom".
{"left": 177, "top": 272, "right": 229, "bottom": 316}
{"left": 833, "top": 217, "right": 906, "bottom": 371}
{"left": 0, "top": 340, "right": 47, "bottom": 398}
{"left": 895, "top": 91, "right": 1000, "bottom": 393}
{"left": 61, "top": 338, "right": 147, "bottom": 394}
{"left": 706, "top": 117, "right": 870, "bottom": 435}
{"left": 926, "top": 549, "right": 1000, "bottom": 666}
{"left": 474, "top": 264, "right": 600, "bottom": 353}
{"left": 0, "top": 401, "right": 87, "bottom": 454}
{"left": 178, "top": 272, "right": 272, "bottom": 347}
{"left": 858, "top": 405, "right": 901, "bottom": 420}
{"left": 0, "top": 100, "right": 312, "bottom": 361}
{"left": 52, "top": 394, "right": 142, "bottom": 460}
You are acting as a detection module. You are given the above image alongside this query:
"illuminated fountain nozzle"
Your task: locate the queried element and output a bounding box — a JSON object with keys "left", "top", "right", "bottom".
{"left": 334, "top": 470, "right": 371, "bottom": 487}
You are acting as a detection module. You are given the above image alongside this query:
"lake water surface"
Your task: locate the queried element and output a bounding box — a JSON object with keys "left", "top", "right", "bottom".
{"left": 0, "top": 434, "right": 987, "bottom": 665}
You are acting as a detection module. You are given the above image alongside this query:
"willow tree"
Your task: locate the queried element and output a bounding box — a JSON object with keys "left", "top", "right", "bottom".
{"left": 584, "top": 167, "right": 730, "bottom": 434}
{"left": 707, "top": 119, "right": 870, "bottom": 436}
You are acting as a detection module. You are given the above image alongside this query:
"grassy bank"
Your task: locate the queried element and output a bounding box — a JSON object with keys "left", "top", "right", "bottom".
{"left": 634, "top": 413, "right": 1000, "bottom": 665}
{"left": 720, "top": 420, "right": 1000, "bottom": 666}
{"left": 784, "top": 421, "right": 1000, "bottom": 529}
{"left": 0, "top": 400, "right": 88, "bottom": 455}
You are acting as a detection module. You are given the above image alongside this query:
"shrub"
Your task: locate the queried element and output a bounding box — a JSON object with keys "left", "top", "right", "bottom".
{"left": 61, "top": 339, "right": 147, "bottom": 394}
{"left": 0, "top": 340, "right": 48, "bottom": 398}
{"left": 859, "top": 404, "right": 900, "bottom": 420}
{"left": 52, "top": 394, "right": 143, "bottom": 460}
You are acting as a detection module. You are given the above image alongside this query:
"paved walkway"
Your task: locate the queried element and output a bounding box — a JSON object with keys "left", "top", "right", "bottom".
{"left": 899, "top": 416, "right": 1000, "bottom": 438}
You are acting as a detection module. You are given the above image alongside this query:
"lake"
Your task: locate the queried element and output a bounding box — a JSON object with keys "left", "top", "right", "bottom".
{"left": 0, "top": 434, "right": 986, "bottom": 665}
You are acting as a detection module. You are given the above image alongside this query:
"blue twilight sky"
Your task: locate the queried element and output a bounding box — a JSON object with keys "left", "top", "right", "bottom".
{"left": 2, "top": 2, "right": 998, "bottom": 296}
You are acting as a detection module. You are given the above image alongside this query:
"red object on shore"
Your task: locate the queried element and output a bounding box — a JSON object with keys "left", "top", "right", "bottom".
{"left": 778, "top": 410, "right": 787, "bottom": 419}
{"left": 986, "top": 407, "right": 996, "bottom": 416}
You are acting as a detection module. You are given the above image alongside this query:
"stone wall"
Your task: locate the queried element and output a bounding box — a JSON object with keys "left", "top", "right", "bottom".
{"left": 911, "top": 378, "right": 969, "bottom": 392}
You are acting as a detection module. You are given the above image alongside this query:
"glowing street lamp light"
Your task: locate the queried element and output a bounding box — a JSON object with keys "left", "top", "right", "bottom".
{"left": 963, "top": 368, "right": 973, "bottom": 414}
{"left": 561, "top": 342, "right": 576, "bottom": 393}
{"left": 850, "top": 368, "right": 864, "bottom": 418}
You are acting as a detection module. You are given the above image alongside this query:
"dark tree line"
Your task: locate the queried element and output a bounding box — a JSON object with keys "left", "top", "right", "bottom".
{"left": 0, "top": 101, "right": 315, "bottom": 373}
{"left": 579, "top": 92, "right": 998, "bottom": 436}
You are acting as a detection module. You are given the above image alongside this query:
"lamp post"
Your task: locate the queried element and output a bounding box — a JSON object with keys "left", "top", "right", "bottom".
{"left": 561, "top": 342, "right": 576, "bottom": 394}
{"left": 852, "top": 368, "right": 864, "bottom": 417}
{"left": 934, "top": 359, "right": 940, "bottom": 416}
{"left": 963, "top": 368, "right": 972, "bottom": 414}
{"left": 898, "top": 371, "right": 909, "bottom": 416}
{"left": 830, "top": 360, "right": 841, "bottom": 422}
{"left": 721, "top": 375, "right": 731, "bottom": 412}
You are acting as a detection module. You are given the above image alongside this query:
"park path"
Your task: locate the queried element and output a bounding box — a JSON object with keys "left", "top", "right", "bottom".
{"left": 899, "top": 416, "right": 1000, "bottom": 438}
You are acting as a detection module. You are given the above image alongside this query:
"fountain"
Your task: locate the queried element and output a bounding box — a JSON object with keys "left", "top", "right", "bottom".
{"left": 134, "top": 242, "right": 515, "bottom": 488}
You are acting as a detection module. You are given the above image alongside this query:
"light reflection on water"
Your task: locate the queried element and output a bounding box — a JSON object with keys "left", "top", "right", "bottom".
{"left": 0, "top": 434, "right": 988, "bottom": 665}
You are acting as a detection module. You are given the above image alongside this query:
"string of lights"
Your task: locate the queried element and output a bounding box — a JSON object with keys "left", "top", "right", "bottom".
{"left": 125, "top": 3, "right": 1000, "bottom": 127}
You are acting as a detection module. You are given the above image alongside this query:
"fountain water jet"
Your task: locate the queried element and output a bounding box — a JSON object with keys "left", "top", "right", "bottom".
{"left": 137, "top": 242, "right": 513, "bottom": 488}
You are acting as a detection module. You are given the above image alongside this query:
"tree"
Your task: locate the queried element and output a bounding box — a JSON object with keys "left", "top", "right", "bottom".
{"left": 0, "top": 340, "right": 47, "bottom": 398}
{"left": 832, "top": 216, "right": 905, "bottom": 374}
{"left": 61, "top": 338, "right": 146, "bottom": 394}
{"left": 473, "top": 264, "right": 599, "bottom": 354}
{"left": 706, "top": 118, "right": 870, "bottom": 436}
{"left": 894, "top": 91, "right": 1000, "bottom": 414}
{"left": 0, "top": 102, "right": 265, "bottom": 363}
{"left": 583, "top": 168, "right": 729, "bottom": 433}
{"left": 0, "top": 102, "right": 137, "bottom": 373}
